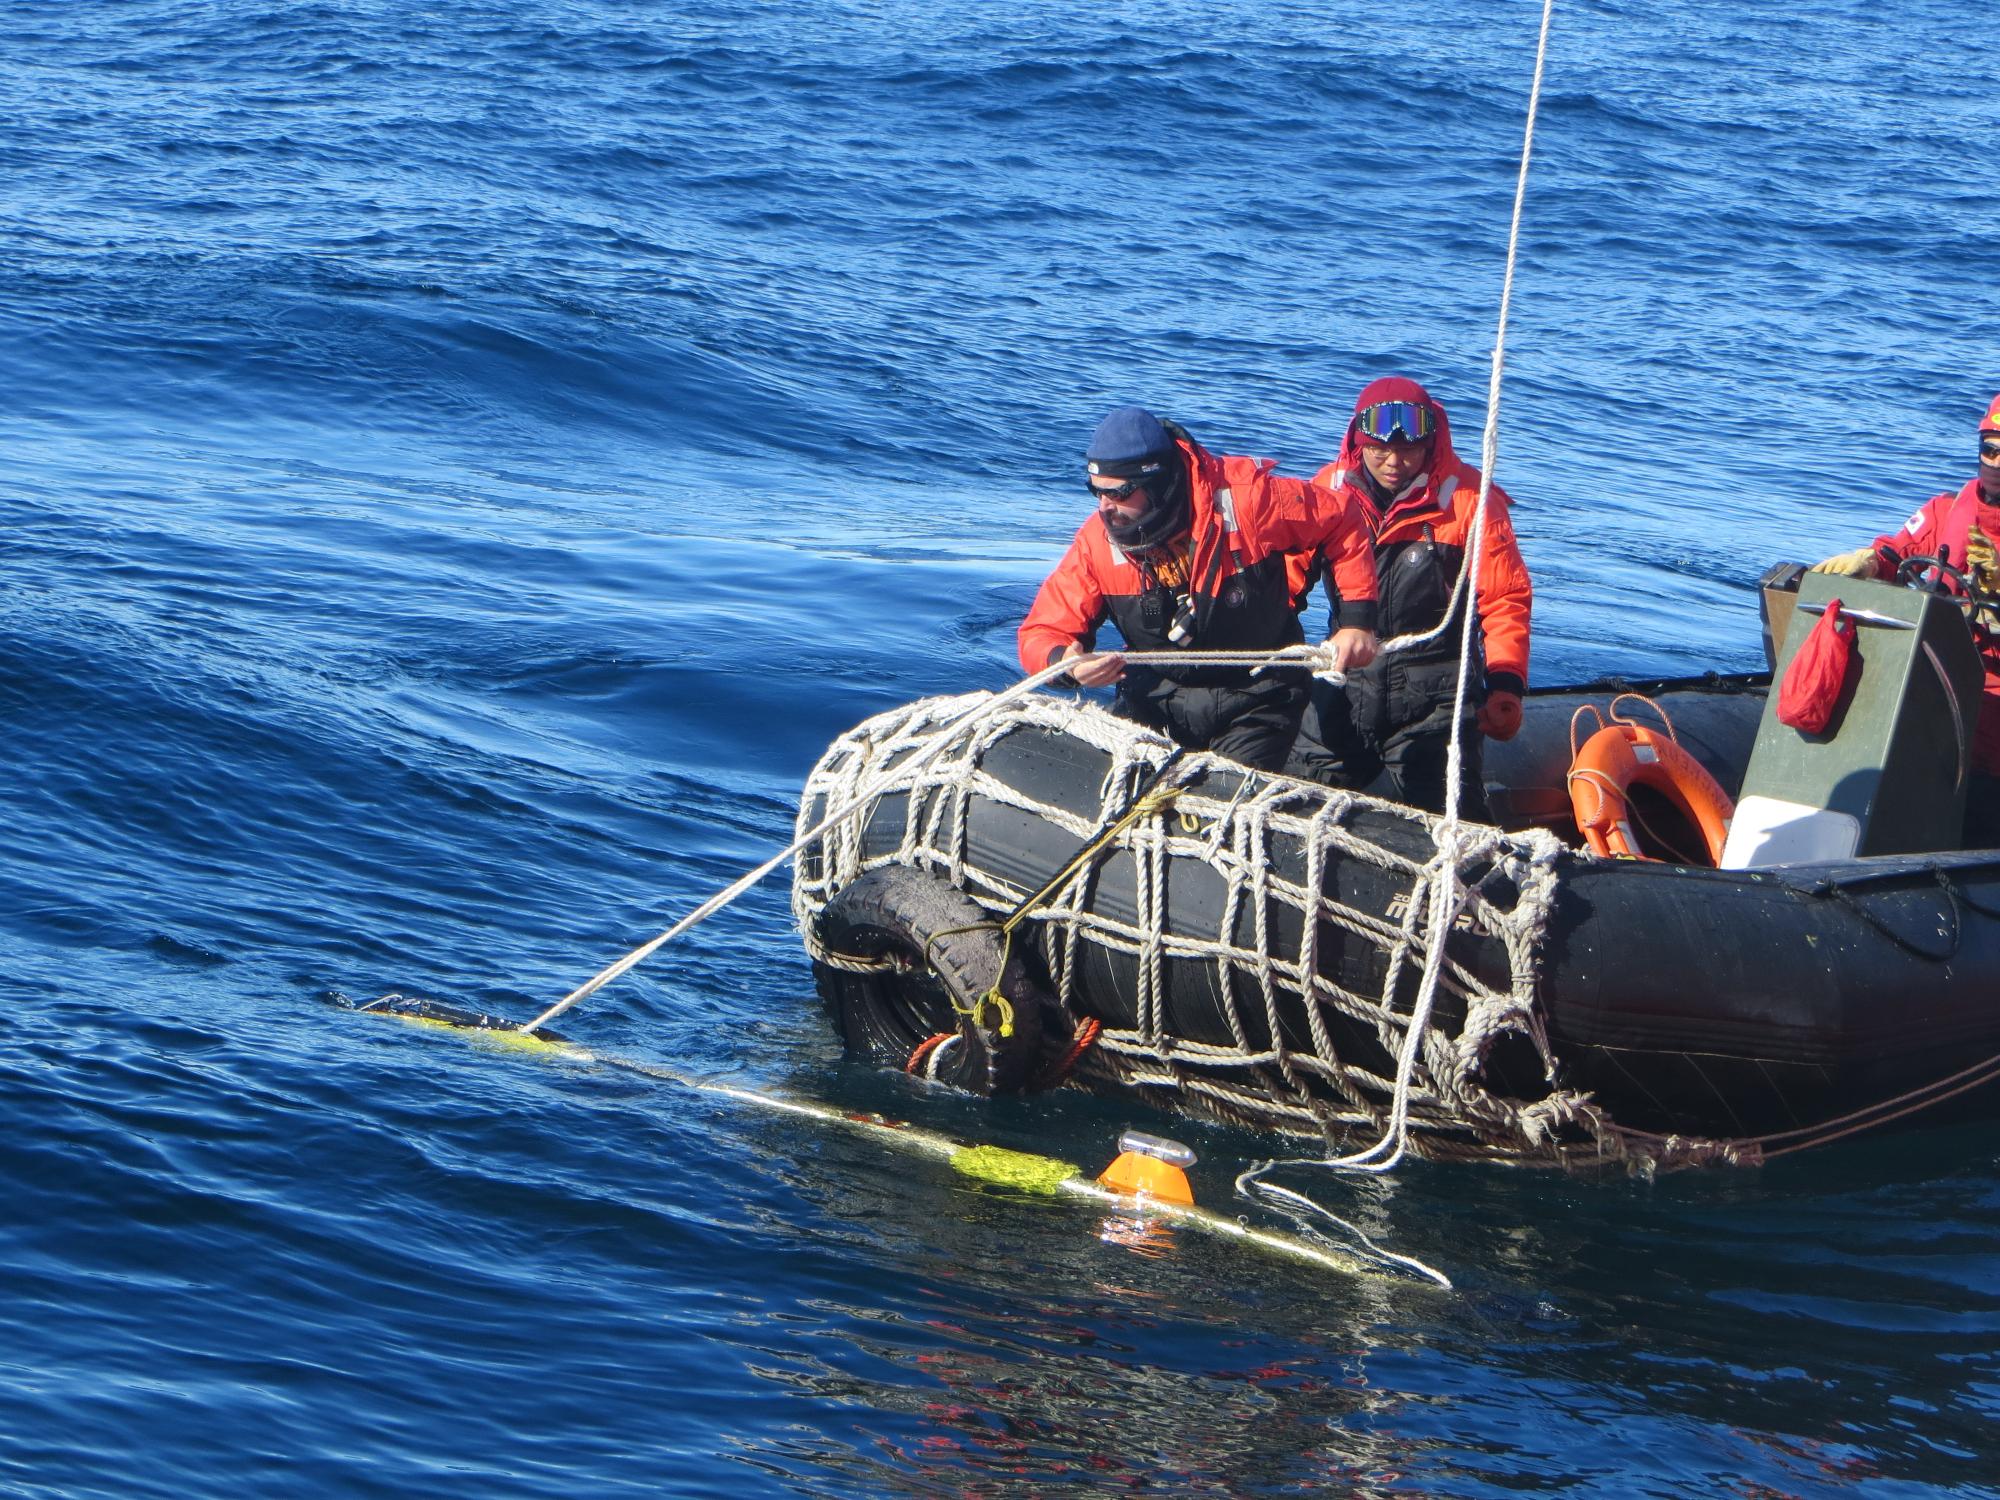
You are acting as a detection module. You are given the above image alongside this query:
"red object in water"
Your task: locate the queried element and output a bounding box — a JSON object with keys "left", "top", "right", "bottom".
{"left": 1777, "top": 598, "right": 1855, "bottom": 734}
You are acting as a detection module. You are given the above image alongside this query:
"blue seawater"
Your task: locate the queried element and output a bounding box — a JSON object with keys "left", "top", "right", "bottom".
{"left": 4, "top": 2, "right": 1998, "bottom": 1494}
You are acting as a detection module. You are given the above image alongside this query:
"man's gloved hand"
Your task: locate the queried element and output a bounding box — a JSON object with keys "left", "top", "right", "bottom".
{"left": 1476, "top": 690, "right": 1523, "bottom": 741}
{"left": 1809, "top": 547, "right": 1880, "bottom": 578}
{"left": 1966, "top": 526, "right": 2000, "bottom": 633}
{"left": 1967, "top": 525, "right": 1998, "bottom": 592}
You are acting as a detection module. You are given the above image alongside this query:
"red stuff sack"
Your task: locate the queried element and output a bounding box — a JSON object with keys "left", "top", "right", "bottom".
{"left": 1777, "top": 598, "right": 1855, "bottom": 734}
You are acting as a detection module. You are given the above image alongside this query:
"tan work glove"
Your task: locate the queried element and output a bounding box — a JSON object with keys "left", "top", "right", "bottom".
{"left": 1967, "top": 525, "right": 1998, "bottom": 592}
{"left": 1808, "top": 547, "right": 1879, "bottom": 578}
{"left": 1967, "top": 526, "right": 2000, "bottom": 633}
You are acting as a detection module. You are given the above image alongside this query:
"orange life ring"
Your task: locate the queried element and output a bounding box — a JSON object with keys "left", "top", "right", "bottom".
{"left": 1566, "top": 722, "right": 1735, "bottom": 864}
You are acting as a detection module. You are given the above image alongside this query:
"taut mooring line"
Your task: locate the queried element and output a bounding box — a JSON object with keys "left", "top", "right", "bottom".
{"left": 520, "top": 640, "right": 1359, "bottom": 1036}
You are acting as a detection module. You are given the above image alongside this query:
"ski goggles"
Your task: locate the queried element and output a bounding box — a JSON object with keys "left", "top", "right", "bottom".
{"left": 1354, "top": 401, "right": 1436, "bottom": 444}
{"left": 1086, "top": 474, "right": 1156, "bottom": 503}
{"left": 1981, "top": 436, "right": 2000, "bottom": 463}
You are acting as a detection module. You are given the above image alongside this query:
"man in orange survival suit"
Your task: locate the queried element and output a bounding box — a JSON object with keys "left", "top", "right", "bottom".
{"left": 1810, "top": 391, "right": 2000, "bottom": 844}
{"left": 1018, "top": 405, "right": 1381, "bottom": 772}
{"left": 1284, "top": 377, "right": 1533, "bottom": 818}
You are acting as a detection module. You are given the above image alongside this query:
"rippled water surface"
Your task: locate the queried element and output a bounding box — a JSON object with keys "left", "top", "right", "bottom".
{"left": 4, "top": 2, "right": 1999, "bottom": 1494}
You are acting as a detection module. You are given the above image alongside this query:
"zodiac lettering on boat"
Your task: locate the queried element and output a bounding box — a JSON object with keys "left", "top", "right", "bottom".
{"left": 1384, "top": 890, "right": 1487, "bottom": 936}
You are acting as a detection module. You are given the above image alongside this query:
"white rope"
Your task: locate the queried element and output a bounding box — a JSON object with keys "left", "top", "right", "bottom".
{"left": 1364, "top": 0, "right": 1557, "bottom": 674}
{"left": 518, "top": 658, "right": 1076, "bottom": 1034}
{"left": 1238, "top": 0, "right": 1559, "bottom": 1197}
{"left": 520, "top": 640, "right": 1360, "bottom": 1040}
{"left": 1104, "top": 641, "right": 1355, "bottom": 681}
{"left": 1233, "top": 1171, "right": 1453, "bottom": 1289}
{"left": 1443, "top": 0, "right": 1560, "bottom": 841}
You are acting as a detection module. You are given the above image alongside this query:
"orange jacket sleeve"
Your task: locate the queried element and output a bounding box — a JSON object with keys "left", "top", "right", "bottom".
{"left": 1871, "top": 491, "right": 1954, "bottom": 565}
{"left": 1241, "top": 470, "right": 1379, "bottom": 633}
{"left": 1017, "top": 523, "right": 1106, "bottom": 674}
{"left": 1467, "top": 486, "right": 1533, "bottom": 692}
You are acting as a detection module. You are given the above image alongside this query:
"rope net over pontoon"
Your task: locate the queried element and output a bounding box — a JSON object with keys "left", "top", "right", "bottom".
{"left": 792, "top": 691, "right": 1751, "bottom": 1173}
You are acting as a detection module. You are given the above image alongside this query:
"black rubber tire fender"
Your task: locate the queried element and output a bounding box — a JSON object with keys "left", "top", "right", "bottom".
{"left": 812, "top": 866, "right": 1047, "bottom": 1095}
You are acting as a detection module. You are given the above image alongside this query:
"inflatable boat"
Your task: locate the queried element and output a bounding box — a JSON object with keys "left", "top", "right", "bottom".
{"left": 791, "top": 569, "right": 2000, "bottom": 1170}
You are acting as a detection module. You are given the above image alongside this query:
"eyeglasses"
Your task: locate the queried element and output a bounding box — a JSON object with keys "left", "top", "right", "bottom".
{"left": 1981, "top": 436, "right": 2000, "bottom": 463}
{"left": 1087, "top": 475, "right": 1154, "bottom": 503}
{"left": 1355, "top": 401, "right": 1436, "bottom": 444}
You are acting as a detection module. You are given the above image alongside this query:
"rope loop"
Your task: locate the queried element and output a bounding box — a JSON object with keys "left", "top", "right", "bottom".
{"left": 1609, "top": 691, "right": 1679, "bottom": 741}
{"left": 905, "top": 1032, "right": 958, "bottom": 1078}
{"left": 1034, "top": 1017, "right": 1104, "bottom": 1091}
{"left": 955, "top": 985, "right": 1017, "bottom": 1040}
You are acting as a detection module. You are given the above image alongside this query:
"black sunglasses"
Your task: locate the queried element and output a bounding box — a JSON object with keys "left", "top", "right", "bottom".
{"left": 1982, "top": 436, "right": 2000, "bottom": 463}
{"left": 1086, "top": 475, "right": 1154, "bottom": 503}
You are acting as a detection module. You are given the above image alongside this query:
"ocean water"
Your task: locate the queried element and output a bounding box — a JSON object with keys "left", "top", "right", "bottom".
{"left": 4, "top": 1, "right": 1998, "bottom": 1494}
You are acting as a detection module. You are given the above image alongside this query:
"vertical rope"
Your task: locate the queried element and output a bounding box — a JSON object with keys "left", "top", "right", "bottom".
{"left": 1243, "top": 0, "right": 1560, "bottom": 1190}
{"left": 1443, "top": 0, "right": 1559, "bottom": 839}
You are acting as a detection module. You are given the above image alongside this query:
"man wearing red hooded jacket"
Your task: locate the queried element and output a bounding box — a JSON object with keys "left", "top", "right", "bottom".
{"left": 1019, "top": 405, "right": 1381, "bottom": 772}
{"left": 1810, "top": 392, "right": 2000, "bottom": 843}
{"left": 1284, "top": 377, "right": 1533, "bottom": 818}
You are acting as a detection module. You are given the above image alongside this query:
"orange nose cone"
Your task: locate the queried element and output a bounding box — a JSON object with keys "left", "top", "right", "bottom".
{"left": 1097, "top": 1150, "right": 1195, "bottom": 1206}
